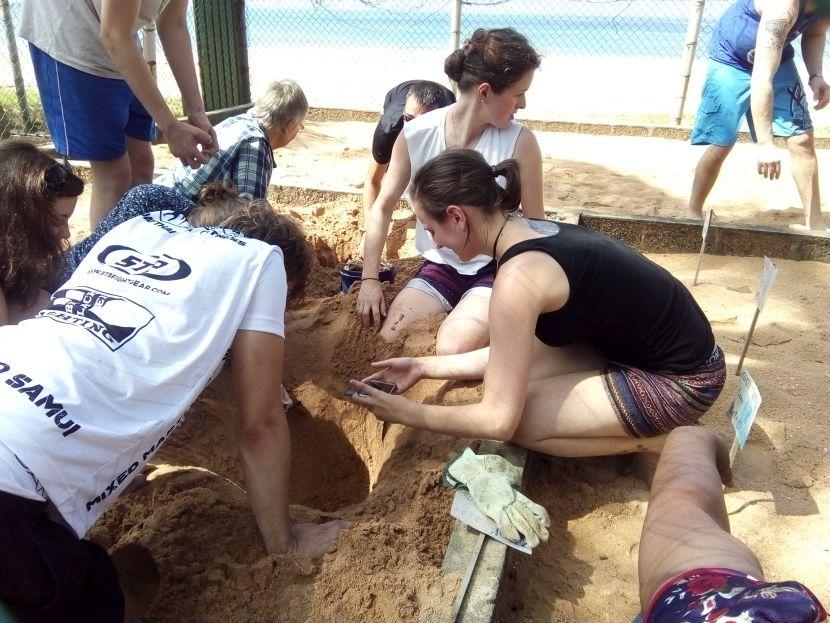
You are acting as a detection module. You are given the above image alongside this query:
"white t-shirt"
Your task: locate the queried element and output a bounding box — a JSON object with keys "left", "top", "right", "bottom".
{"left": 403, "top": 105, "right": 523, "bottom": 274}
{"left": 0, "top": 210, "right": 287, "bottom": 536}
{"left": 19, "top": 0, "right": 171, "bottom": 79}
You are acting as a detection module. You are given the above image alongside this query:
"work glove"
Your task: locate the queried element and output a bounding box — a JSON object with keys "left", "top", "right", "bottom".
{"left": 444, "top": 448, "right": 550, "bottom": 548}
{"left": 443, "top": 447, "right": 522, "bottom": 488}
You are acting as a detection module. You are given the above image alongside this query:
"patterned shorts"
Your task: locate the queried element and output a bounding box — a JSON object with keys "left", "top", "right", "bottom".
{"left": 406, "top": 259, "right": 495, "bottom": 311}
{"left": 645, "top": 568, "right": 826, "bottom": 623}
{"left": 603, "top": 346, "right": 726, "bottom": 438}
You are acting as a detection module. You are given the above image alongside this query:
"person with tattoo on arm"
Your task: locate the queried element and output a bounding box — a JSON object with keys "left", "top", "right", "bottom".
{"left": 688, "top": 0, "right": 830, "bottom": 230}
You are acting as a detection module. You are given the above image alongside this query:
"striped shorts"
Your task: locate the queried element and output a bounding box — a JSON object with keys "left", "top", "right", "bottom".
{"left": 603, "top": 346, "right": 726, "bottom": 438}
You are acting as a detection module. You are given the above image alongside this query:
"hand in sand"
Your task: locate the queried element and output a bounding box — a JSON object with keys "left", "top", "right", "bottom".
{"left": 756, "top": 140, "right": 781, "bottom": 180}
{"left": 363, "top": 357, "right": 424, "bottom": 394}
{"left": 291, "top": 520, "right": 351, "bottom": 558}
{"left": 357, "top": 279, "right": 387, "bottom": 329}
{"left": 346, "top": 379, "right": 410, "bottom": 424}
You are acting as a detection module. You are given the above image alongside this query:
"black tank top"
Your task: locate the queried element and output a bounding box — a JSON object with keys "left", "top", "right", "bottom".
{"left": 498, "top": 222, "right": 715, "bottom": 373}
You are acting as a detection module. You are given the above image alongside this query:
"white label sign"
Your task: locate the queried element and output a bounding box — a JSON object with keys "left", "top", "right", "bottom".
{"left": 755, "top": 257, "right": 778, "bottom": 312}
{"left": 727, "top": 370, "right": 762, "bottom": 449}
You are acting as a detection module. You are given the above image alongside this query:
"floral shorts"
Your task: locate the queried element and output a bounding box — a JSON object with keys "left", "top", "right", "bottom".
{"left": 645, "top": 568, "right": 826, "bottom": 623}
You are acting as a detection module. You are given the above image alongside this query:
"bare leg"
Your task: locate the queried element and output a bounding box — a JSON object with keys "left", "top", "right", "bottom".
{"left": 126, "top": 136, "right": 154, "bottom": 186}
{"left": 435, "top": 290, "right": 491, "bottom": 355}
{"left": 688, "top": 145, "right": 733, "bottom": 218}
{"left": 786, "top": 132, "right": 826, "bottom": 230}
{"left": 379, "top": 287, "right": 446, "bottom": 343}
{"left": 638, "top": 427, "right": 764, "bottom": 611}
{"left": 511, "top": 369, "right": 666, "bottom": 457}
{"left": 89, "top": 154, "right": 132, "bottom": 229}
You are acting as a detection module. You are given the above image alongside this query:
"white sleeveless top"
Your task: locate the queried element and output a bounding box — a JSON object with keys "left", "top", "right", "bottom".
{"left": 403, "top": 106, "right": 523, "bottom": 274}
{"left": 0, "top": 211, "right": 286, "bottom": 537}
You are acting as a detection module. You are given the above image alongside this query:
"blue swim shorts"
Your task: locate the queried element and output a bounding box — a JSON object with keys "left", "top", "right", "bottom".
{"left": 645, "top": 568, "right": 827, "bottom": 623}
{"left": 691, "top": 58, "right": 813, "bottom": 146}
{"left": 29, "top": 44, "right": 156, "bottom": 161}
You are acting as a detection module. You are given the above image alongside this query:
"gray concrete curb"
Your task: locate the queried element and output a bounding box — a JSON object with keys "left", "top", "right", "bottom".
{"left": 264, "top": 184, "right": 830, "bottom": 264}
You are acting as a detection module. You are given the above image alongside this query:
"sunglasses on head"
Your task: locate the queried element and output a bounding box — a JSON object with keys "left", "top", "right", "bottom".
{"left": 44, "top": 158, "right": 74, "bottom": 192}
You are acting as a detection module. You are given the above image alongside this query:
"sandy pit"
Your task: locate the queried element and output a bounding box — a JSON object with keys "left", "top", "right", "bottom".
{"left": 84, "top": 205, "right": 471, "bottom": 623}
{"left": 60, "top": 124, "right": 829, "bottom": 623}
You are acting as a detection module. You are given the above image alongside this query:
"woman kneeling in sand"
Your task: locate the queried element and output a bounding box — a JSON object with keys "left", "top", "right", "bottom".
{"left": 348, "top": 149, "right": 726, "bottom": 457}
{"left": 358, "top": 27, "right": 545, "bottom": 355}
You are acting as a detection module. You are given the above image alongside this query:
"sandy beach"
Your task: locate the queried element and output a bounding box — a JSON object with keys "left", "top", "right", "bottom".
{"left": 58, "top": 119, "right": 830, "bottom": 621}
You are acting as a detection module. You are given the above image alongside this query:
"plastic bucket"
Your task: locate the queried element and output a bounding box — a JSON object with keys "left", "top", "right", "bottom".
{"left": 340, "top": 264, "right": 396, "bottom": 293}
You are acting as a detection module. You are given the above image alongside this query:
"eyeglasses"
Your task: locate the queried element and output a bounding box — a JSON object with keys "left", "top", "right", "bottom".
{"left": 44, "top": 159, "right": 74, "bottom": 192}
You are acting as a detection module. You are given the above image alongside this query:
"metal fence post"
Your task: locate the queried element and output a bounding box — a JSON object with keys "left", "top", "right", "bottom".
{"left": 448, "top": 0, "right": 462, "bottom": 95}
{"left": 674, "top": 0, "right": 706, "bottom": 125}
{"left": 1, "top": 0, "right": 32, "bottom": 131}
{"left": 193, "top": 0, "right": 251, "bottom": 111}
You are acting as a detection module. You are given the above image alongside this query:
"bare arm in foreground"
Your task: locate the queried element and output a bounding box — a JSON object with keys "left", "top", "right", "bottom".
{"left": 230, "top": 330, "right": 347, "bottom": 556}
{"left": 637, "top": 426, "right": 762, "bottom": 610}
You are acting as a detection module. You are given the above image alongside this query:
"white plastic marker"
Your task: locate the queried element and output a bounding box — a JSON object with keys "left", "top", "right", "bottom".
{"left": 736, "top": 257, "right": 779, "bottom": 376}
{"left": 726, "top": 370, "right": 762, "bottom": 465}
{"left": 693, "top": 209, "right": 714, "bottom": 286}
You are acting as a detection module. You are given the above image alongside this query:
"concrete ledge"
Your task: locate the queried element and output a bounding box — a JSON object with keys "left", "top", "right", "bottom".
{"left": 305, "top": 107, "right": 830, "bottom": 147}
{"left": 577, "top": 211, "right": 830, "bottom": 263}
{"left": 441, "top": 442, "right": 528, "bottom": 623}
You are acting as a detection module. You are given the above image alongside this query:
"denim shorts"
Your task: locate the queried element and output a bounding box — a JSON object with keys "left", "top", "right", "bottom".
{"left": 691, "top": 58, "right": 813, "bottom": 146}
{"left": 29, "top": 43, "right": 156, "bottom": 160}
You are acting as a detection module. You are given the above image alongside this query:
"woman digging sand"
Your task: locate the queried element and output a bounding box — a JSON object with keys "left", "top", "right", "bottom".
{"left": 348, "top": 149, "right": 726, "bottom": 460}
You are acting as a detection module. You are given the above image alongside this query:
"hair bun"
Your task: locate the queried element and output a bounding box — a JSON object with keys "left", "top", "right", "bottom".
{"left": 197, "top": 180, "right": 239, "bottom": 206}
{"left": 443, "top": 48, "right": 466, "bottom": 83}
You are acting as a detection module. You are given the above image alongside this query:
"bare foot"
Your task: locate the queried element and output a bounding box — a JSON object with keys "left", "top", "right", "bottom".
{"left": 291, "top": 519, "right": 351, "bottom": 557}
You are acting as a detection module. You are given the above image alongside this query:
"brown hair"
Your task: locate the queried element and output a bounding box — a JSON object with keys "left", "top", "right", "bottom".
{"left": 187, "top": 180, "right": 247, "bottom": 227}
{"left": 0, "top": 140, "right": 84, "bottom": 307}
{"left": 219, "top": 201, "right": 312, "bottom": 301}
{"left": 411, "top": 149, "right": 521, "bottom": 222}
{"left": 444, "top": 28, "right": 541, "bottom": 94}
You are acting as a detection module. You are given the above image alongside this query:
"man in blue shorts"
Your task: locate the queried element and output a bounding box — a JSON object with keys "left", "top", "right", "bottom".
{"left": 688, "top": 0, "right": 829, "bottom": 230}
{"left": 20, "top": 0, "right": 218, "bottom": 228}
{"left": 638, "top": 426, "right": 826, "bottom": 622}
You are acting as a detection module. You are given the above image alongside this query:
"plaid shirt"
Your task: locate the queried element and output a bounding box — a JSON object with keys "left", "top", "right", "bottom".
{"left": 156, "top": 113, "right": 275, "bottom": 201}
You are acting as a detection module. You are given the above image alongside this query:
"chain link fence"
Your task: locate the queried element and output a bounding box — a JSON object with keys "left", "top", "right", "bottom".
{"left": 1, "top": 0, "right": 828, "bottom": 142}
